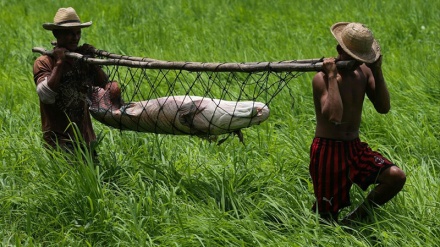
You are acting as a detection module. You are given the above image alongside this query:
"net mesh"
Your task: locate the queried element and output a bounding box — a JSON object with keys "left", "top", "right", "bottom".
{"left": 33, "top": 47, "right": 326, "bottom": 142}
{"left": 91, "top": 62, "right": 301, "bottom": 142}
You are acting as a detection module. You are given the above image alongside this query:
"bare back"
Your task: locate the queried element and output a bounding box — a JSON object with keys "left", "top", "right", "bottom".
{"left": 313, "top": 64, "right": 372, "bottom": 140}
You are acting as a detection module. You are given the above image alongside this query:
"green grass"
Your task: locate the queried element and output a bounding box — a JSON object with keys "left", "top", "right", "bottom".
{"left": 1, "top": 0, "right": 439, "bottom": 246}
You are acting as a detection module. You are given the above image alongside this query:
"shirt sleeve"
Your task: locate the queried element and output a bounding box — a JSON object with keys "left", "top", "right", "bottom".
{"left": 36, "top": 77, "right": 58, "bottom": 104}
{"left": 33, "top": 55, "right": 54, "bottom": 85}
{"left": 33, "top": 56, "right": 58, "bottom": 104}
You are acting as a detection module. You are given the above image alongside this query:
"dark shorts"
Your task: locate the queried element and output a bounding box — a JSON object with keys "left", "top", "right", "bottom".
{"left": 309, "top": 137, "right": 395, "bottom": 215}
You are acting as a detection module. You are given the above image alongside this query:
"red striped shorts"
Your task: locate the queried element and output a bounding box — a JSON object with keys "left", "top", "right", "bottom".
{"left": 309, "top": 137, "right": 395, "bottom": 215}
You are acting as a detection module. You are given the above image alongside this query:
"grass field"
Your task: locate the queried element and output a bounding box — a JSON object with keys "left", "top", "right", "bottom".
{"left": 1, "top": 0, "right": 439, "bottom": 246}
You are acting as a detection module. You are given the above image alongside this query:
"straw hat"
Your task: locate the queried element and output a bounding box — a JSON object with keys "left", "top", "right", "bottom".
{"left": 330, "top": 22, "right": 380, "bottom": 63}
{"left": 43, "top": 7, "right": 92, "bottom": 30}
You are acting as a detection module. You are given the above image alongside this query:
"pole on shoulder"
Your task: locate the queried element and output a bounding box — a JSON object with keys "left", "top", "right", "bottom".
{"left": 32, "top": 47, "right": 356, "bottom": 72}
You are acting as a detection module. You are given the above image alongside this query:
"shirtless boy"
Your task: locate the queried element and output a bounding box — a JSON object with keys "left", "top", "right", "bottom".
{"left": 310, "top": 22, "right": 406, "bottom": 222}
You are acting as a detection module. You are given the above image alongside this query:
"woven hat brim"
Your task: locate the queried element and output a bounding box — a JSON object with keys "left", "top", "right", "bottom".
{"left": 43, "top": 21, "right": 92, "bottom": 30}
{"left": 331, "top": 22, "right": 380, "bottom": 63}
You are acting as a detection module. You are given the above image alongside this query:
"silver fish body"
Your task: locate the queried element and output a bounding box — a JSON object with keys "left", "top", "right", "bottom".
{"left": 90, "top": 87, "right": 270, "bottom": 138}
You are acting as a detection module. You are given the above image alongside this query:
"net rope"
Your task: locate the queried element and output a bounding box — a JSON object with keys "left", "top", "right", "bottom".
{"left": 95, "top": 60, "right": 300, "bottom": 142}
{"left": 102, "top": 63, "right": 300, "bottom": 105}
{"left": 32, "top": 47, "right": 353, "bottom": 142}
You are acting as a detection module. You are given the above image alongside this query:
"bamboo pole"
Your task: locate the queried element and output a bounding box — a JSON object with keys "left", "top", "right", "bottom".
{"left": 32, "top": 47, "right": 355, "bottom": 72}
{"left": 93, "top": 48, "right": 325, "bottom": 64}
{"left": 93, "top": 49, "right": 160, "bottom": 62}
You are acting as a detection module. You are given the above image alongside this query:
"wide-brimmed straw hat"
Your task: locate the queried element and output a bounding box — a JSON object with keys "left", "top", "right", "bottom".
{"left": 43, "top": 7, "right": 92, "bottom": 30}
{"left": 330, "top": 22, "right": 380, "bottom": 63}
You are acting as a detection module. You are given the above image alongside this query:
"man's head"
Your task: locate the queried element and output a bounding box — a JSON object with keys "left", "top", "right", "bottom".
{"left": 52, "top": 28, "right": 82, "bottom": 51}
{"left": 43, "top": 7, "right": 92, "bottom": 51}
{"left": 331, "top": 22, "right": 380, "bottom": 63}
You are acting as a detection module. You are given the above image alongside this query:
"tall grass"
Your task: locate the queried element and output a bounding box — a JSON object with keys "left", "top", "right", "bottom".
{"left": 1, "top": 0, "right": 439, "bottom": 246}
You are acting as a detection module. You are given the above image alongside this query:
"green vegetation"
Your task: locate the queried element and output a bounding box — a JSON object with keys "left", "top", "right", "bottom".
{"left": 1, "top": 0, "right": 439, "bottom": 246}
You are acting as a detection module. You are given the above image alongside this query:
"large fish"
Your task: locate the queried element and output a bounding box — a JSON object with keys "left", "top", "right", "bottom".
{"left": 89, "top": 84, "right": 270, "bottom": 142}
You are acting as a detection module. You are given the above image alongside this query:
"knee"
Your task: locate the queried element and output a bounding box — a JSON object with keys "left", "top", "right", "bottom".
{"left": 388, "top": 166, "right": 406, "bottom": 189}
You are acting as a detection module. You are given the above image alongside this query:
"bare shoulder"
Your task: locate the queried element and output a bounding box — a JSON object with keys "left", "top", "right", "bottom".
{"left": 312, "top": 71, "right": 326, "bottom": 89}
{"left": 312, "top": 71, "right": 326, "bottom": 84}
{"left": 359, "top": 64, "right": 373, "bottom": 77}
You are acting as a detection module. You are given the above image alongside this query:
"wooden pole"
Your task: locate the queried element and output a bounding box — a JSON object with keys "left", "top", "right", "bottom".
{"left": 93, "top": 48, "right": 325, "bottom": 64}
{"left": 32, "top": 47, "right": 355, "bottom": 72}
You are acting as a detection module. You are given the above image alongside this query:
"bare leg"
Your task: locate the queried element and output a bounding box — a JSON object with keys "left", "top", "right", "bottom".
{"left": 346, "top": 166, "right": 406, "bottom": 221}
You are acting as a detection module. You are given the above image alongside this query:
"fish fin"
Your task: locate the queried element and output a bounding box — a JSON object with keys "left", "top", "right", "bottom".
{"left": 216, "top": 134, "right": 231, "bottom": 146}
{"left": 216, "top": 130, "right": 244, "bottom": 145}
{"left": 179, "top": 100, "right": 205, "bottom": 128}
{"left": 234, "top": 130, "right": 244, "bottom": 144}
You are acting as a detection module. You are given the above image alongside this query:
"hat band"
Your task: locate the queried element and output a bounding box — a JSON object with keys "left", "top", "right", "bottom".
{"left": 56, "top": 19, "right": 81, "bottom": 25}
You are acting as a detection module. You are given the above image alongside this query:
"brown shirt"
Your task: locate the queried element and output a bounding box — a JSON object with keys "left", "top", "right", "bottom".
{"left": 33, "top": 55, "right": 105, "bottom": 148}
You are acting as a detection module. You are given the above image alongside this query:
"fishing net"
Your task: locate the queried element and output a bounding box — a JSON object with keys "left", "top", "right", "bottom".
{"left": 32, "top": 47, "right": 352, "bottom": 142}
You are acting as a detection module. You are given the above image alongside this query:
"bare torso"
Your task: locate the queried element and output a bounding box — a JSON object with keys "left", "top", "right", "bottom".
{"left": 313, "top": 65, "right": 369, "bottom": 140}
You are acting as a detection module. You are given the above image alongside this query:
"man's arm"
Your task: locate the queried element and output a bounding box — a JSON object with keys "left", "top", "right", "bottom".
{"left": 365, "top": 56, "right": 391, "bottom": 114}
{"left": 45, "top": 47, "right": 68, "bottom": 91}
{"left": 33, "top": 48, "right": 67, "bottom": 104}
{"left": 313, "top": 58, "right": 343, "bottom": 124}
